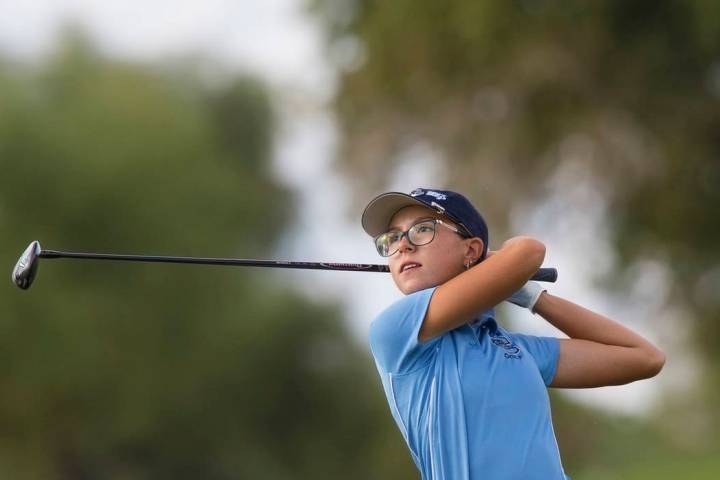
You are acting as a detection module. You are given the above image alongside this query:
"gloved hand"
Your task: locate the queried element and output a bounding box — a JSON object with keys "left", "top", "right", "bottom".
{"left": 506, "top": 281, "right": 546, "bottom": 312}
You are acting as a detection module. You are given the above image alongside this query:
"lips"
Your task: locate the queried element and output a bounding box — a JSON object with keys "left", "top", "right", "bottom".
{"left": 399, "top": 262, "right": 422, "bottom": 274}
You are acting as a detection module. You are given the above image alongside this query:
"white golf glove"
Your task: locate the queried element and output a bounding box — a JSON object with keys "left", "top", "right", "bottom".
{"left": 506, "top": 281, "right": 546, "bottom": 312}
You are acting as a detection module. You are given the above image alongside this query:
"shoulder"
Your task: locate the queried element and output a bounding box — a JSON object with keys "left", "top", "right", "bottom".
{"left": 375, "top": 287, "right": 436, "bottom": 322}
{"left": 368, "top": 287, "right": 439, "bottom": 374}
{"left": 370, "top": 288, "right": 436, "bottom": 341}
{"left": 503, "top": 329, "right": 560, "bottom": 353}
{"left": 501, "top": 328, "right": 560, "bottom": 385}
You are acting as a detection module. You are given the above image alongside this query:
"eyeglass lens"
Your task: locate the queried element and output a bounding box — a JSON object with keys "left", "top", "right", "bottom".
{"left": 375, "top": 221, "right": 437, "bottom": 257}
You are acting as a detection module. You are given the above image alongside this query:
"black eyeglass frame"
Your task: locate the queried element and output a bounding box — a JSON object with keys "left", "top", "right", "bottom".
{"left": 373, "top": 218, "right": 471, "bottom": 257}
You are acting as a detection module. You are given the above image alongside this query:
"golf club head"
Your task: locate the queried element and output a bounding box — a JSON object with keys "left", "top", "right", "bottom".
{"left": 12, "top": 241, "right": 41, "bottom": 290}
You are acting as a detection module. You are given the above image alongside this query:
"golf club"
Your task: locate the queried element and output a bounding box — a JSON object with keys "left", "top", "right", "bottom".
{"left": 11, "top": 240, "right": 559, "bottom": 290}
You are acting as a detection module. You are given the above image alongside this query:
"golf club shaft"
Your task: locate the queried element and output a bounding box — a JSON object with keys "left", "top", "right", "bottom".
{"left": 39, "top": 250, "right": 388, "bottom": 272}
{"left": 38, "top": 249, "right": 558, "bottom": 281}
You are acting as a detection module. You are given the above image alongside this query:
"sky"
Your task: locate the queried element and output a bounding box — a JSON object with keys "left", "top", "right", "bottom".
{"left": 0, "top": 0, "right": 683, "bottom": 415}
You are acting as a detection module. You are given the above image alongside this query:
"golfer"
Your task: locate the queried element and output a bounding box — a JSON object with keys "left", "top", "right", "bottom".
{"left": 362, "top": 188, "right": 665, "bottom": 480}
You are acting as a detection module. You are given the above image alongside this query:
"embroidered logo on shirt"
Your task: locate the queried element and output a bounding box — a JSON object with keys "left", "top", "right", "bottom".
{"left": 489, "top": 331, "right": 522, "bottom": 359}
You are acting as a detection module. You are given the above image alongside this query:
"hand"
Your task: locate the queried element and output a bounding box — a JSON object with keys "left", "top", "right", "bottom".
{"left": 506, "top": 281, "right": 546, "bottom": 312}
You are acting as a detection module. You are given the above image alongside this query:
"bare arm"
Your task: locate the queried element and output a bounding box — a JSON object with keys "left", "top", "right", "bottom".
{"left": 419, "top": 236, "right": 545, "bottom": 341}
{"left": 533, "top": 293, "right": 666, "bottom": 388}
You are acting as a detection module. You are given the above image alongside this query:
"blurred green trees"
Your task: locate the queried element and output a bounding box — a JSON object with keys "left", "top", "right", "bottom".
{"left": 0, "top": 36, "right": 410, "bottom": 479}
{"left": 313, "top": 0, "right": 720, "bottom": 477}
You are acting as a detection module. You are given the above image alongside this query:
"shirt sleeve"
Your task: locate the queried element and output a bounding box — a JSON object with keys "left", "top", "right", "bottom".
{"left": 368, "top": 287, "right": 440, "bottom": 375}
{"left": 508, "top": 333, "right": 560, "bottom": 386}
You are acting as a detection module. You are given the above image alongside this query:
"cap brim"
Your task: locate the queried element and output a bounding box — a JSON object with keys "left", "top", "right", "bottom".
{"left": 361, "top": 192, "right": 431, "bottom": 237}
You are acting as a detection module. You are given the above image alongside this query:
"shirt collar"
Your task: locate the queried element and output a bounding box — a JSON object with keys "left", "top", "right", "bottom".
{"left": 468, "top": 308, "right": 497, "bottom": 335}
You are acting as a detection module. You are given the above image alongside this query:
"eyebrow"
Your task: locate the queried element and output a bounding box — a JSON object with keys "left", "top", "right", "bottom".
{"left": 387, "top": 216, "right": 437, "bottom": 231}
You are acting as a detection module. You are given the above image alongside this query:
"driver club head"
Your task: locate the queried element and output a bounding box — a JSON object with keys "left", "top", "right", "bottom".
{"left": 12, "top": 240, "right": 41, "bottom": 290}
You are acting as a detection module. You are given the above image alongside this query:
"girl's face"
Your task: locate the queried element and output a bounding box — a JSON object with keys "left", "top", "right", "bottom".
{"left": 386, "top": 205, "right": 478, "bottom": 295}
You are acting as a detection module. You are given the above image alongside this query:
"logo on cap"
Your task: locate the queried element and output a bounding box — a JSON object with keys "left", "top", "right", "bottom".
{"left": 411, "top": 188, "right": 447, "bottom": 201}
{"left": 425, "top": 191, "right": 447, "bottom": 201}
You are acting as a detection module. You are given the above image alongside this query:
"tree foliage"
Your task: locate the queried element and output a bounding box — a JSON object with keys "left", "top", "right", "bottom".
{"left": 0, "top": 35, "right": 409, "bottom": 479}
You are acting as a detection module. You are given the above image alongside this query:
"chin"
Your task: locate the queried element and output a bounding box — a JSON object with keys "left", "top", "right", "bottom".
{"left": 397, "top": 277, "right": 435, "bottom": 295}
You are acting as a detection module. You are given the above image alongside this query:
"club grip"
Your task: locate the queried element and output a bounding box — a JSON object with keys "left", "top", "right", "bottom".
{"left": 532, "top": 268, "right": 557, "bottom": 283}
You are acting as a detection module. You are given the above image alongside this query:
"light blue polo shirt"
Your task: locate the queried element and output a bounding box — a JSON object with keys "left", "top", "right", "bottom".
{"left": 369, "top": 287, "right": 569, "bottom": 480}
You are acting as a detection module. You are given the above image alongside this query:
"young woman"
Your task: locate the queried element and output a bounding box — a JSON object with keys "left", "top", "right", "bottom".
{"left": 362, "top": 188, "right": 665, "bottom": 480}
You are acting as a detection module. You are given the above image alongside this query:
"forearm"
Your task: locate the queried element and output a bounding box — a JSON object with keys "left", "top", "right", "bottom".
{"left": 534, "top": 293, "right": 656, "bottom": 349}
{"left": 534, "top": 292, "right": 666, "bottom": 387}
{"left": 438, "top": 236, "right": 545, "bottom": 320}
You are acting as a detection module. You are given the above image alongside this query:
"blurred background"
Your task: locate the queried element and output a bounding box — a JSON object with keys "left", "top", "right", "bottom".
{"left": 1, "top": 0, "right": 718, "bottom": 478}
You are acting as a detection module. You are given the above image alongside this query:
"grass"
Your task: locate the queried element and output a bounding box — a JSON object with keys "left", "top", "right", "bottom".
{"left": 579, "top": 454, "right": 720, "bottom": 480}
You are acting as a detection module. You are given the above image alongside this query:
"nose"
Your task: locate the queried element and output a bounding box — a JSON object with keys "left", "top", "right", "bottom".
{"left": 396, "top": 233, "right": 415, "bottom": 254}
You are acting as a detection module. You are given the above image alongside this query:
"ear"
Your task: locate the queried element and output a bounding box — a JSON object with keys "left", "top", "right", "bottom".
{"left": 463, "top": 238, "right": 484, "bottom": 265}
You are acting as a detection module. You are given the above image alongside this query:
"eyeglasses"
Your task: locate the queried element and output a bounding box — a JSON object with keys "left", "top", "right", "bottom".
{"left": 374, "top": 218, "right": 469, "bottom": 257}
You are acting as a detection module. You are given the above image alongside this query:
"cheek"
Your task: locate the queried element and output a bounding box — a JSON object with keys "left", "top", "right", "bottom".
{"left": 390, "top": 269, "right": 401, "bottom": 287}
{"left": 432, "top": 244, "right": 465, "bottom": 278}
{"left": 388, "top": 258, "right": 401, "bottom": 278}
{"left": 388, "top": 240, "right": 464, "bottom": 292}
{"left": 388, "top": 260, "right": 407, "bottom": 289}
{"left": 407, "top": 255, "right": 456, "bottom": 289}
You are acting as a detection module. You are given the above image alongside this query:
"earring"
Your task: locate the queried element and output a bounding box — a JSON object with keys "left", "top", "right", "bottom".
{"left": 464, "top": 260, "right": 471, "bottom": 270}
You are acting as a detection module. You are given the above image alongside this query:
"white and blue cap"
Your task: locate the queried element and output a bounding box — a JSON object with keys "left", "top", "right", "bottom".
{"left": 362, "top": 188, "right": 489, "bottom": 259}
